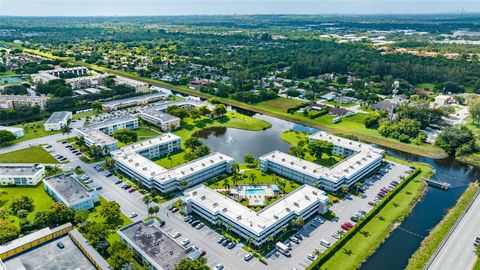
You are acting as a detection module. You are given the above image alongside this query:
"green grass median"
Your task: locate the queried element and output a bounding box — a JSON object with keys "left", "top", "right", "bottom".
{"left": 406, "top": 183, "right": 479, "bottom": 270}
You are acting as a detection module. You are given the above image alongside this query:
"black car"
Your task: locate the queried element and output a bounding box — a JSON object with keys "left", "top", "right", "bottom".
{"left": 222, "top": 239, "right": 230, "bottom": 247}
{"left": 191, "top": 220, "right": 200, "bottom": 227}
{"left": 106, "top": 173, "right": 113, "bottom": 177}
{"left": 188, "top": 218, "right": 196, "bottom": 224}
{"left": 57, "top": 242, "right": 65, "bottom": 249}
{"left": 115, "top": 180, "right": 122, "bottom": 184}
{"left": 294, "top": 233, "right": 303, "bottom": 240}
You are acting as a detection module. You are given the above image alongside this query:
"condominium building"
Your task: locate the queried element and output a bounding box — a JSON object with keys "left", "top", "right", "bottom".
{"left": 44, "top": 111, "right": 72, "bottom": 131}
{"left": 118, "top": 219, "right": 187, "bottom": 270}
{"left": 146, "top": 99, "right": 214, "bottom": 112}
{"left": 31, "top": 67, "right": 89, "bottom": 84}
{"left": 65, "top": 75, "right": 104, "bottom": 90}
{"left": 183, "top": 185, "right": 329, "bottom": 246}
{"left": 139, "top": 107, "right": 181, "bottom": 132}
{"left": 111, "top": 133, "right": 234, "bottom": 193}
{"left": 43, "top": 173, "right": 99, "bottom": 211}
{"left": 113, "top": 76, "right": 149, "bottom": 93}
{"left": 102, "top": 92, "right": 169, "bottom": 112}
{"left": 0, "top": 164, "right": 44, "bottom": 186}
{"left": 0, "top": 126, "right": 24, "bottom": 138}
{"left": 75, "top": 116, "right": 139, "bottom": 153}
{"left": 0, "top": 95, "right": 48, "bottom": 110}
{"left": 259, "top": 131, "right": 384, "bottom": 192}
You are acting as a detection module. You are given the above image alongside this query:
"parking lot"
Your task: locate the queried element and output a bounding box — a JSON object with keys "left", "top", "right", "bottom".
{"left": 266, "top": 161, "right": 412, "bottom": 269}
{"left": 4, "top": 235, "right": 96, "bottom": 270}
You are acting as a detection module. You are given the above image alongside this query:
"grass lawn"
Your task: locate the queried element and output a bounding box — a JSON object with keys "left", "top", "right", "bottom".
{"left": 256, "top": 98, "right": 306, "bottom": 112}
{"left": 314, "top": 156, "right": 433, "bottom": 270}
{"left": 72, "top": 110, "right": 101, "bottom": 120}
{"left": 474, "top": 258, "right": 480, "bottom": 270}
{"left": 134, "top": 127, "right": 161, "bottom": 139}
{"left": 0, "top": 146, "right": 59, "bottom": 164}
{"left": 0, "top": 183, "right": 54, "bottom": 228}
{"left": 173, "top": 111, "right": 271, "bottom": 144}
{"left": 281, "top": 130, "right": 343, "bottom": 167}
{"left": 406, "top": 183, "right": 479, "bottom": 270}
{"left": 12, "top": 119, "right": 61, "bottom": 143}
{"left": 153, "top": 151, "right": 186, "bottom": 169}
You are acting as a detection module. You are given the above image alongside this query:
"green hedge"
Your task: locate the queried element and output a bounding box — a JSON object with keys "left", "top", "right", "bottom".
{"left": 306, "top": 168, "right": 421, "bottom": 270}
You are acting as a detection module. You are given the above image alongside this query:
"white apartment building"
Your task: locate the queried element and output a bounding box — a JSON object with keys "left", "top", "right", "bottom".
{"left": 43, "top": 173, "right": 99, "bottom": 211}
{"left": 0, "top": 164, "right": 45, "bottom": 186}
{"left": 113, "top": 76, "right": 149, "bottom": 93}
{"left": 65, "top": 75, "right": 104, "bottom": 90}
{"left": 0, "top": 126, "right": 24, "bottom": 138}
{"left": 75, "top": 116, "right": 139, "bottom": 153}
{"left": 139, "top": 108, "right": 181, "bottom": 132}
{"left": 259, "top": 131, "right": 384, "bottom": 192}
{"left": 44, "top": 111, "right": 72, "bottom": 131}
{"left": 183, "top": 185, "right": 329, "bottom": 246}
{"left": 31, "top": 67, "right": 89, "bottom": 84}
{"left": 0, "top": 95, "right": 48, "bottom": 110}
{"left": 101, "top": 92, "right": 169, "bottom": 111}
{"left": 111, "top": 133, "right": 234, "bottom": 193}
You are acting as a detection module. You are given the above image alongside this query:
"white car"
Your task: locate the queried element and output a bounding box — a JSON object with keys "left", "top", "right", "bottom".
{"left": 244, "top": 253, "right": 253, "bottom": 261}
{"left": 331, "top": 232, "right": 341, "bottom": 239}
{"left": 315, "top": 217, "right": 325, "bottom": 224}
{"left": 214, "top": 264, "right": 224, "bottom": 270}
{"left": 307, "top": 254, "right": 315, "bottom": 261}
{"left": 171, "top": 232, "right": 181, "bottom": 238}
{"left": 181, "top": 238, "right": 190, "bottom": 246}
{"left": 129, "top": 212, "right": 137, "bottom": 218}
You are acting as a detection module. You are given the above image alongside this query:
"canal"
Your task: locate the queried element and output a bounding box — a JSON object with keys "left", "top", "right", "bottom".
{"left": 194, "top": 108, "right": 480, "bottom": 270}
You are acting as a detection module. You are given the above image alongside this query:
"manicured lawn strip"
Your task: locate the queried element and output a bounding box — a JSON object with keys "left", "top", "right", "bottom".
{"left": 405, "top": 183, "right": 479, "bottom": 270}
{"left": 280, "top": 130, "right": 342, "bottom": 167}
{"left": 16, "top": 44, "right": 446, "bottom": 159}
{"left": 153, "top": 151, "right": 186, "bottom": 169}
{"left": 256, "top": 98, "right": 306, "bottom": 112}
{"left": 72, "top": 110, "right": 101, "bottom": 120}
{"left": 0, "top": 146, "right": 59, "bottom": 164}
{"left": 474, "top": 258, "right": 480, "bottom": 270}
{"left": 12, "top": 119, "right": 61, "bottom": 143}
{"left": 1, "top": 183, "right": 54, "bottom": 228}
{"left": 307, "top": 157, "right": 433, "bottom": 270}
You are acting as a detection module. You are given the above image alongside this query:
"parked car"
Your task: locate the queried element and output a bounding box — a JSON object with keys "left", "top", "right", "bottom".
{"left": 222, "top": 239, "right": 230, "bottom": 246}
{"left": 114, "top": 180, "right": 122, "bottom": 184}
{"left": 191, "top": 220, "right": 200, "bottom": 227}
{"left": 320, "top": 239, "right": 331, "bottom": 248}
{"left": 181, "top": 239, "right": 190, "bottom": 246}
{"left": 341, "top": 224, "right": 351, "bottom": 230}
{"left": 129, "top": 212, "right": 137, "bottom": 218}
{"left": 315, "top": 216, "right": 325, "bottom": 224}
{"left": 168, "top": 205, "right": 175, "bottom": 211}
{"left": 57, "top": 242, "right": 65, "bottom": 249}
{"left": 227, "top": 242, "right": 236, "bottom": 249}
{"left": 171, "top": 232, "right": 181, "bottom": 238}
{"left": 105, "top": 173, "right": 112, "bottom": 177}
{"left": 289, "top": 236, "right": 300, "bottom": 244}
{"left": 307, "top": 254, "right": 315, "bottom": 261}
{"left": 331, "top": 232, "right": 341, "bottom": 239}
{"left": 214, "top": 264, "right": 224, "bottom": 270}
{"left": 475, "top": 237, "right": 480, "bottom": 246}
{"left": 172, "top": 207, "right": 180, "bottom": 213}
{"left": 95, "top": 186, "right": 103, "bottom": 190}
{"left": 184, "top": 215, "right": 192, "bottom": 222}
{"left": 244, "top": 253, "right": 253, "bottom": 261}
{"left": 195, "top": 223, "right": 204, "bottom": 229}
{"left": 217, "top": 237, "right": 225, "bottom": 244}
{"left": 128, "top": 188, "right": 136, "bottom": 193}
{"left": 294, "top": 233, "right": 303, "bottom": 240}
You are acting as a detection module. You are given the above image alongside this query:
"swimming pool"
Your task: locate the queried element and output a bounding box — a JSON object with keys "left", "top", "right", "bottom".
{"left": 245, "top": 188, "right": 265, "bottom": 195}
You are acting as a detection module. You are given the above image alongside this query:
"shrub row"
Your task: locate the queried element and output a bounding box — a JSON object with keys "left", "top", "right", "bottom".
{"left": 306, "top": 168, "right": 422, "bottom": 270}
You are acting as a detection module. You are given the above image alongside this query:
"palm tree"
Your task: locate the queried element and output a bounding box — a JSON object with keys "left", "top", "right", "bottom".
{"left": 313, "top": 248, "right": 322, "bottom": 257}
{"left": 143, "top": 195, "right": 153, "bottom": 213}
{"left": 232, "top": 174, "right": 240, "bottom": 187}
{"left": 295, "top": 216, "right": 304, "bottom": 228}
{"left": 167, "top": 153, "right": 173, "bottom": 167}
{"left": 152, "top": 206, "right": 160, "bottom": 217}
{"left": 230, "top": 162, "right": 240, "bottom": 175}
{"left": 222, "top": 180, "right": 231, "bottom": 194}
{"left": 179, "top": 179, "right": 188, "bottom": 189}
{"left": 249, "top": 173, "right": 257, "bottom": 184}
{"left": 61, "top": 125, "right": 72, "bottom": 136}
{"left": 280, "top": 226, "right": 287, "bottom": 235}
{"left": 246, "top": 237, "right": 253, "bottom": 248}
{"left": 104, "top": 157, "right": 115, "bottom": 170}
{"left": 225, "top": 225, "right": 232, "bottom": 234}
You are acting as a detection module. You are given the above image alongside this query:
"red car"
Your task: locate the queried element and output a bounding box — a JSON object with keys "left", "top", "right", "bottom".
{"left": 128, "top": 188, "right": 136, "bottom": 193}
{"left": 381, "top": 188, "right": 389, "bottom": 193}
{"left": 341, "top": 224, "right": 351, "bottom": 230}
{"left": 172, "top": 207, "right": 180, "bottom": 213}
{"left": 345, "top": 222, "right": 355, "bottom": 228}
{"left": 199, "top": 249, "right": 206, "bottom": 256}
{"left": 377, "top": 192, "right": 385, "bottom": 198}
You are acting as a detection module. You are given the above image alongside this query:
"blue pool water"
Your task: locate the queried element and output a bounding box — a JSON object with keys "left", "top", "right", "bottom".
{"left": 245, "top": 188, "right": 265, "bottom": 195}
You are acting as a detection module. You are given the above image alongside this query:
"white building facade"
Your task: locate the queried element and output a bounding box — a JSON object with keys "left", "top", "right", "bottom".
{"left": 44, "top": 111, "right": 72, "bottom": 131}
{"left": 0, "top": 126, "right": 24, "bottom": 138}
{"left": 0, "top": 164, "right": 45, "bottom": 186}
{"left": 183, "top": 185, "right": 329, "bottom": 246}
{"left": 259, "top": 131, "right": 384, "bottom": 192}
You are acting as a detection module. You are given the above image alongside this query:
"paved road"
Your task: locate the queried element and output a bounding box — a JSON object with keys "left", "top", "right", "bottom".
{"left": 0, "top": 118, "right": 85, "bottom": 155}
{"left": 428, "top": 191, "right": 480, "bottom": 270}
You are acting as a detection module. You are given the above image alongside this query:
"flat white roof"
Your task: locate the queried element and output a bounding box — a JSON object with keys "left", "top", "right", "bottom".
{"left": 184, "top": 185, "right": 328, "bottom": 235}
{"left": 0, "top": 126, "right": 23, "bottom": 133}
{"left": 78, "top": 129, "right": 117, "bottom": 145}
{"left": 260, "top": 131, "right": 384, "bottom": 183}
{"left": 45, "top": 111, "right": 70, "bottom": 125}
{"left": 0, "top": 164, "right": 43, "bottom": 177}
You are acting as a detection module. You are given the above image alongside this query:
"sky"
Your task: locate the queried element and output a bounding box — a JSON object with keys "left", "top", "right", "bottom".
{"left": 1, "top": 0, "right": 479, "bottom": 16}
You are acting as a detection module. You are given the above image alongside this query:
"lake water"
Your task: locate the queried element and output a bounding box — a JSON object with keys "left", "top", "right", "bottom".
{"left": 194, "top": 108, "right": 480, "bottom": 269}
